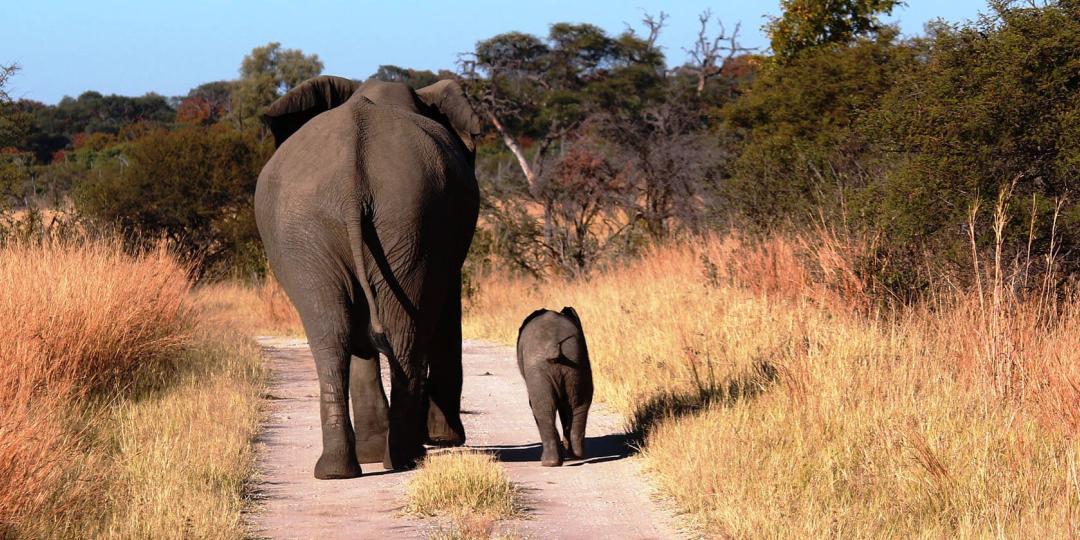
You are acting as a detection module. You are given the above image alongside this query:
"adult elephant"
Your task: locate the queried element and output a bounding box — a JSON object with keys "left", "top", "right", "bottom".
{"left": 255, "top": 75, "right": 480, "bottom": 479}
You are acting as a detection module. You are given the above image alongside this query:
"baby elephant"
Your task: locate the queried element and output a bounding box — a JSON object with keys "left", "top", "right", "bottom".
{"left": 516, "top": 307, "right": 594, "bottom": 466}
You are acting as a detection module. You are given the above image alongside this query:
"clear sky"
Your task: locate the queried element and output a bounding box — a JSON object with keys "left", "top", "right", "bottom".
{"left": 4, "top": 0, "right": 990, "bottom": 104}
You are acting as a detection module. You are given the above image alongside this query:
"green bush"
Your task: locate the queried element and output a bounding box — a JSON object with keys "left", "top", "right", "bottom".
{"left": 722, "top": 29, "right": 917, "bottom": 228}
{"left": 864, "top": 2, "right": 1080, "bottom": 278}
{"left": 74, "top": 125, "right": 272, "bottom": 276}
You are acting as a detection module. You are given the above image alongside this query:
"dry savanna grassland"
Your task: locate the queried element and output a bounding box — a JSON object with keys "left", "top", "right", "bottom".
{"left": 464, "top": 227, "right": 1080, "bottom": 538}
{"left": 6, "top": 218, "right": 1078, "bottom": 539}
{"left": 0, "top": 238, "right": 272, "bottom": 539}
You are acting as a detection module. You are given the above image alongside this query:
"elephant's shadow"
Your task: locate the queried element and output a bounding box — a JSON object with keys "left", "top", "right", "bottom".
{"left": 470, "top": 432, "right": 635, "bottom": 466}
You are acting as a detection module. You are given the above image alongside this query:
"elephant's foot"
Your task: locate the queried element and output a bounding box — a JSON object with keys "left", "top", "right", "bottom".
{"left": 383, "top": 442, "right": 426, "bottom": 471}
{"left": 540, "top": 444, "right": 563, "bottom": 467}
{"left": 315, "top": 451, "right": 362, "bottom": 480}
{"left": 425, "top": 429, "right": 465, "bottom": 447}
{"left": 562, "top": 439, "right": 583, "bottom": 460}
{"left": 355, "top": 432, "right": 388, "bottom": 464}
{"left": 426, "top": 403, "right": 466, "bottom": 447}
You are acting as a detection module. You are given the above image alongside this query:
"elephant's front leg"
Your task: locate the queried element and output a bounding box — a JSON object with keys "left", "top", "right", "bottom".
{"left": 311, "top": 342, "right": 362, "bottom": 479}
{"left": 350, "top": 353, "right": 389, "bottom": 464}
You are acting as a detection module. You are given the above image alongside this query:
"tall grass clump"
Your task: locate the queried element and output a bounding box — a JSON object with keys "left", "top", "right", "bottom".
{"left": 0, "top": 238, "right": 194, "bottom": 533}
{"left": 405, "top": 451, "right": 522, "bottom": 520}
{"left": 0, "top": 237, "right": 267, "bottom": 538}
{"left": 464, "top": 220, "right": 1080, "bottom": 537}
{"left": 193, "top": 274, "right": 304, "bottom": 336}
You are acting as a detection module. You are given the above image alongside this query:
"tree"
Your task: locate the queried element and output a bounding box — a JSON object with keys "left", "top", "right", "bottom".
{"left": 177, "top": 81, "right": 233, "bottom": 126}
{"left": 368, "top": 65, "right": 455, "bottom": 88}
{"left": 461, "top": 23, "right": 665, "bottom": 188}
{"left": 74, "top": 125, "right": 273, "bottom": 273}
{"left": 479, "top": 135, "right": 632, "bottom": 277}
{"left": 864, "top": 0, "right": 1080, "bottom": 278}
{"left": 230, "top": 42, "right": 323, "bottom": 128}
{"left": 0, "top": 64, "right": 26, "bottom": 149}
{"left": 599, "top": 97, "right": 727, "bottom": 238}
{"left": 766, "top": 0, "right": 903, "bottom": 62}
{"left": 21, "top": 91, "right": 174, "bottom": 162}
{"left": 682, "top": 10, "right": 755, "bottom": 95}
{"left": 722, "top": 28, "right": 915, "bottom": 228}
{"left": 0, "top": 65, "right": 35, "bottom": 208}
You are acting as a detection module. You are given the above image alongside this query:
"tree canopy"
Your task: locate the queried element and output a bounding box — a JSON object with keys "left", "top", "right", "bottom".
{"left": 230, "top": 42, "right": 323, "bottom": 128}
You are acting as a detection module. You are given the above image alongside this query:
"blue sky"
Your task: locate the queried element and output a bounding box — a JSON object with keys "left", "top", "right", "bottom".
{"left": 4, "top": 0, "right": 989, "bottom": 104}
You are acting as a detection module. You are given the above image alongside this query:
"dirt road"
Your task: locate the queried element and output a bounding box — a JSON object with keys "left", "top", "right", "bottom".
{"left": 249, "top": 338, "right": 682, "bottom": 539}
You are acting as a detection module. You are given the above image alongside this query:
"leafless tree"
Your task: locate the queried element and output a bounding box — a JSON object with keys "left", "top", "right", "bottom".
{"left": 684, "top": 10, "right": 754, "bottom": 95}
{"left": 636, "top": 10, "right": 668, "bottom": 49}
{"left": 0, "top": 63, "right": 18, "bottom": 103}
{"left": 532, "top": 139, "right": 634, "bottom": 276}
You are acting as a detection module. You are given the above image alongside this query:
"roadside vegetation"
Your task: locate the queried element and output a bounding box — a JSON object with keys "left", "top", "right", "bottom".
{"left": 0, "top": 237, "right": 267, "bottom": 538}
{"left": 464, "top": 225, "right": 1080, "bottom": 537}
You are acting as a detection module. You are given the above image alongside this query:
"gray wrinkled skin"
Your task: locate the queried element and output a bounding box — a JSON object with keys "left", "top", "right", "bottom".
{"left": 255, "top": 76, "right": 480, "bottom": 479}
{"left": 516, "top": 307, "right": 594, "bottom": 466}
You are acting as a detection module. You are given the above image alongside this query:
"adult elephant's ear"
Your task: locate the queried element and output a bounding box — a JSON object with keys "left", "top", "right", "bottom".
{"left": 262, "top": 75, "right": 360, "bottom": 148}
{"left": 415, "top": 80, "right": 482, "bottom": 154}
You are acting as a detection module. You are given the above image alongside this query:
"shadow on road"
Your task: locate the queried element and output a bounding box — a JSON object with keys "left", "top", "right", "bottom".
{"left": 470, "top": 432, "right": 636, "bottom": 465}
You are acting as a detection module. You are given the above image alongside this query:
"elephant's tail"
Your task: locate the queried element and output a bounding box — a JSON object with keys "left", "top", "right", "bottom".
{"left": 345, "top": 210, "right": 396, "bottom": 363}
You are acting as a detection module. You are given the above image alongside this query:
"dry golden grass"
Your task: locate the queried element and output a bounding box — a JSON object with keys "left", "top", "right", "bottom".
{"left": 93, "top": 328, "right": 266, "bottom": 539}
{"left": 464, "top": 231, "right": 1080, "bottom": 538}
{"left": 406, "top": 451, "right": 523, "bottom": 540}
{"left": 405, "top": 451, "right": 522, "bottom": 520}
{"left": 194, "top": 275, "right": 304, "bottom": 336}
{"left": 0, "top": 238, "right": 267, "bottom": 538}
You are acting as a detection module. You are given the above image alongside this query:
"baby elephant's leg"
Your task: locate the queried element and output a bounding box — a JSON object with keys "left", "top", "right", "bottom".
{"left": 557, "top": 398, "right": 576, "bottom": 459}
{"left": 530, "top": 398, "right": 563, "bottom": 467}
{"left": 568, "top": 403, "right": 589, "bottom": 460}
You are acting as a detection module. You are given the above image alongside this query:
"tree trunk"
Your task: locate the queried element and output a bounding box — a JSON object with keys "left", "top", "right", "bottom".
{"left": 488, "top": 113, "right": 537, "bottom": 186}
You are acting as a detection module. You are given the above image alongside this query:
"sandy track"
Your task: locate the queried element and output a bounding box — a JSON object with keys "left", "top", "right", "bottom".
{"left": 249, "top": 338, "right": 682, "bottom": 539}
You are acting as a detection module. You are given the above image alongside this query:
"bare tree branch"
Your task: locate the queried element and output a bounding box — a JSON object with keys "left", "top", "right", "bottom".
{"left": 641, "top": 11, "right": 668, "bottom": 48}
{"left": 0, "top": 63, "right": 19, "bottom": 103}
{"left": 683, "top": 11, "right": 755, "bottom": 95}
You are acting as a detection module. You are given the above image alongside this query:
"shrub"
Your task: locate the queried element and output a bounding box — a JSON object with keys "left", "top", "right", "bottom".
{"left": 74, "top": 124, "right": 272, "bottom": 276}
{"left": 864, "top": 1, "right": 1080, "bottom": 278}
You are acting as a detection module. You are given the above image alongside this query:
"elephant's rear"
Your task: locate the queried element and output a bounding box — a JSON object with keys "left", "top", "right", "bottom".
{"left": 252, "top": 76, "right": 481, "bottom": 477}
{"left": 255, "top": 104, "right": 361, "bottom": 314}
{"left": 516, "top": 308, "right": 594, "bottom": 465}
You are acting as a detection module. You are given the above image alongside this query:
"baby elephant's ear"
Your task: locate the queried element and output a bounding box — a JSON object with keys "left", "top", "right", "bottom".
{"left": 262, "top": 75, "right": 360, "bottom": 148}
{"left": 518, "top": 308, "right": 550, "bottom": 340}
{"left": 560, "top": 306, "right": 582, "bottom": 329}
{"left": 415, "top": 79, "right": 482, "bottom": 154}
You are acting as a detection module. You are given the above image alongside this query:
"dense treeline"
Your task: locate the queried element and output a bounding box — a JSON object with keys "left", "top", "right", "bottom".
{"left": 0, "top": 0, "right": 1077, "bottom": 293}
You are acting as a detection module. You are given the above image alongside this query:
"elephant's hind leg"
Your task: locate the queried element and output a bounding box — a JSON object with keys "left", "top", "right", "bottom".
{"left": 350, "top": 353, "right": 389, "bottom": 464}
{"left": 309, "top": 338, "right": 362, "bottom": 479}
{"left": 527, "top": 387, "right": 563, "bottom": 467}
{"left": 287, "top": 274, "right": 363, "bottom": 480}
{"left": 425, "top": 276, "right": 466, "bottom": 447}
{"left": 556, "top": 397, "right": 578, "bottom": 459}
{"left": 383, "top": 350, "right": 428, "bottom": 470}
